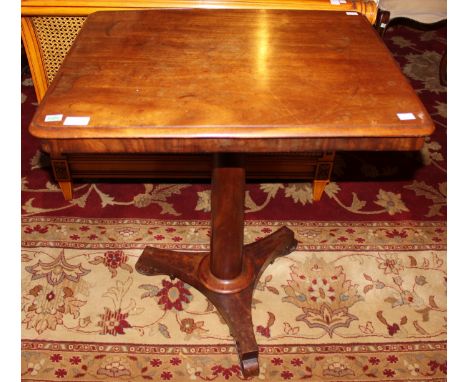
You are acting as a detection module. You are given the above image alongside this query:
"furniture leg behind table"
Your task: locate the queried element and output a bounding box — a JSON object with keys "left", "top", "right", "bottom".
{"left": 313, "top": 151, "right": 335, "bottom": 202}
{"left": 50, "top": 157, "right": 73, "bottom": 201}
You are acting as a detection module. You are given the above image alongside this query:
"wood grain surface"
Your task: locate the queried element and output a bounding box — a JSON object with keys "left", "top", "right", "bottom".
{"left": 30, "top": 9, "right": 434, "bottom": 151}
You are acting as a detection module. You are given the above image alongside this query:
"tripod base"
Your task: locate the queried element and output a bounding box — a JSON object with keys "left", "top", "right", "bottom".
{"left": 135, "top": 226, "right": 297, "bottom": 377}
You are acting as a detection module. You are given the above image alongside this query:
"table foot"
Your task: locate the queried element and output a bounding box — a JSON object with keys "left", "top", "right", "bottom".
{"left": 135, "top": 226, "right": 297, "bottom": 378}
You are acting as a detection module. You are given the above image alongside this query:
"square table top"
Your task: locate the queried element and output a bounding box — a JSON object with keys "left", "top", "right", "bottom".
{"left": 30, "top": 9, "right": 434, "bottom": 153}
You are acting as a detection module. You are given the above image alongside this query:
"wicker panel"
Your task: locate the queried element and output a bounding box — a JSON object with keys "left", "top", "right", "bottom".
{"left": 31, "top": 16, "right": 86, "bottom": 85}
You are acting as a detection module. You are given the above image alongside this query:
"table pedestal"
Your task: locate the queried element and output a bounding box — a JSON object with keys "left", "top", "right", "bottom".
{"left": 135, "top": 154, "right": 297, "bottom": 377}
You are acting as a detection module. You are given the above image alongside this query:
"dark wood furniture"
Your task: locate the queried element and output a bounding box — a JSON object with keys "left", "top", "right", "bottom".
{"left": 22, "top": 1, "right": 380, "bottom": 203}
{"left": 21, "top": 0, "right": 379, "bottom": 102}
{"left": 29, "top": 9, "right": 434, "bottom": 377}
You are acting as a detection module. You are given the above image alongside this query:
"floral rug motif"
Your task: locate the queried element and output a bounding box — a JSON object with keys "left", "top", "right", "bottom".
{"left": 22, "top": 218, "right": 446, "bottom": 381}
{"left": 21, "top": 24, "right": 447, "bottom": 381}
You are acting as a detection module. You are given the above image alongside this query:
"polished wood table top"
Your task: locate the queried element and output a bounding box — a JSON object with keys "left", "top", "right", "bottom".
{"left": 30, "top": 9, "right": 434, "bottom": 152}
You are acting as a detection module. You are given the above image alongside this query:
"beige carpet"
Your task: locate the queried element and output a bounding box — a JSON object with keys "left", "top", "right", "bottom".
{"left": 22, "top": 218, "right": 446, "bottom": 381}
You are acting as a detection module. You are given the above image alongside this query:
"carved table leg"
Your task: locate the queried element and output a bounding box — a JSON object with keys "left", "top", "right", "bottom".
{"left": 135, "top": 154, "right": 298, "bottom": 377}
{"left": 375, "top": 9, "right": 391, "bottom": 36}
{"left": 51, "top": 158, "right": 73, "bottom": 200}
{"left": 312, "top": 151, "right": 335, "bottom": 202}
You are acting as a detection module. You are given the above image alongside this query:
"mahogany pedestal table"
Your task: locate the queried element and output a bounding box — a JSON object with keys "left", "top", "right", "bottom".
{"left": 29, "top": 9, "right": 434, "bottom": 377}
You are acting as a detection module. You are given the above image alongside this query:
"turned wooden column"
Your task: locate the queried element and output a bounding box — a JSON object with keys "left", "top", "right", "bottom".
{"left": 198, "top": 154, "right": 255, "bottom": 294}
{"left": 210, "top": 154, "right": 245, "bottom": 280}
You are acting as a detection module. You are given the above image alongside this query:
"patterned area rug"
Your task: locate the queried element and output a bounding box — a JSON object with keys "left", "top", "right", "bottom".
{"left": 21, "top": 24, "right": 447, "bottom": 381}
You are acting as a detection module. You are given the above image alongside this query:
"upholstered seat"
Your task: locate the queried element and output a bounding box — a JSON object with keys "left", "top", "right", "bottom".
{"left": 378, "top": 0, "right": 446, "bottom": 25}
{"left": 377, "top": 0, "right": 447, "bottom": 85}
